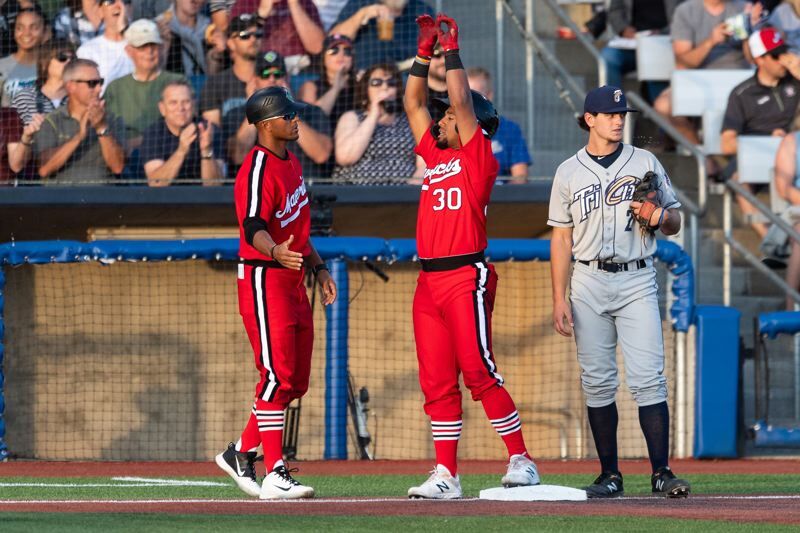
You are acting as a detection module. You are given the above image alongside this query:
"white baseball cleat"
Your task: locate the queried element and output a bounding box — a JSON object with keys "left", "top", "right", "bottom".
{"left": 407, "top": 464, "right": 463, "bottom": 499}
{"left": 260, "top": 465, "right": 315, "bottom": 499}
{"left": 215, "top": 442, "right": 262, "bottom": 497}
{"left": 501, "top": 454, "right": 541, "bottom": 487}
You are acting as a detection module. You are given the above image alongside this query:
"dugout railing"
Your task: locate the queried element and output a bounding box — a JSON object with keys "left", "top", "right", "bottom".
{"left": 0, "top": 237, "right": 693, "bottom": 462}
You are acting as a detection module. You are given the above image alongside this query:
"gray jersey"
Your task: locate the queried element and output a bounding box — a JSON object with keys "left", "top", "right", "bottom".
{"left": 547, "top": 144, "right": 680, "bottom": 262}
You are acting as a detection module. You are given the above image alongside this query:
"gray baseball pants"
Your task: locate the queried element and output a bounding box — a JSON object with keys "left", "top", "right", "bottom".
{"left": 570, "top": 259, "right": 668, "bottom": 408}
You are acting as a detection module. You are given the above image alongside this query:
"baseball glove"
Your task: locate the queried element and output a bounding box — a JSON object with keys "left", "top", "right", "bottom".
{"left": 631, "top": 171, "right": 661, "bottom": 234}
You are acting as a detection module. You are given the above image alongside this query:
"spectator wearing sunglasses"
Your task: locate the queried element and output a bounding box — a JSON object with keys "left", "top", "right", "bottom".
{"left": 226, "top": 49, "right": 333, "bottom": 178}
{"left": 11, "top": 40, "right": 74, "bottom": 125}
{"left": 199, "top": 13, "right": 261, "bottom": 126}
{"left": 8, "top": 41, "right": 76, "bottom": 178}
{"left": 297, "top": 33, "right": 355, "bottom": 129}
{"left": 33, "top": 58, "right": 126, "bottom": 184}
{"left": 53, "top": 0, "right": 104, "bottom": 47}
{"left": 230, "top": 0, "right": 325, "bottom": 74}
{"left": 719, "top": 27, "right": 800, "bottom": 239}
{"left": 330, "top": 0, "right": 434, "bottom": 72}
{"left": 0, "top": 4, "right": 47, "bottom": 106}
{"left": 332, "top": 62, "right": 420, "bottom": 184}
{"left": 76, "top": 0, "right": 133, "bottom": 91}
{"left": 142, "top": 79, "right": 225, "bottom": 185}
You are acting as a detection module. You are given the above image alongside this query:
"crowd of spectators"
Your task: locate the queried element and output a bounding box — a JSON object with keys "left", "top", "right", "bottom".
{"left": 0, "top": 0, "right": 534, "bottom": 186}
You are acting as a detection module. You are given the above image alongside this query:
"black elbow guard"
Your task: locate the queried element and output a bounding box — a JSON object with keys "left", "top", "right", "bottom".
{"left": 243, "top": 217, "right": 267, "bottom": 246}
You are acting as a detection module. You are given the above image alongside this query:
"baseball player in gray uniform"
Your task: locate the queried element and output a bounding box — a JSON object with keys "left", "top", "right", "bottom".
{"left": 548, "top": 86, "right": 691, "bottom": 498}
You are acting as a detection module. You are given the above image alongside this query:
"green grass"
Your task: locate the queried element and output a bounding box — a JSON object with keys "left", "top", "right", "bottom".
{"left": 0, "top": 513, "right": 797, "bottom": 533}
{"left": 2, "top": 473, "right": 799, "bottom": 500}
{"left": 1, "top": 474, "right": 798, "bottom": 531}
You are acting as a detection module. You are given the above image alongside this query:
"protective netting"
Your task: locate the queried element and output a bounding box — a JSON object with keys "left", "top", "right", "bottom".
{"left": 2, "top": 0, "right": 580, "bottom": 185}
{"left": 3, "top": 255, "right": 679, "bottom": 461}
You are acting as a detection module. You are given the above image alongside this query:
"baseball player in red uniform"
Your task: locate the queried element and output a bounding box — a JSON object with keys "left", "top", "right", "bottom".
{"left": 215, "top": 86, "right": 336, "bottom": 500}
{"left": 403, "top": 13, "right": 540, "bottom": 499}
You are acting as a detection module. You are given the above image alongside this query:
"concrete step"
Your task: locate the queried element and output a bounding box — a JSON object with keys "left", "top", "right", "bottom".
{"left": 696, "top": 266, "right": 749, "bottom": 301}
{"left": 701, "top": 228, "right": 767, "bottom": 266}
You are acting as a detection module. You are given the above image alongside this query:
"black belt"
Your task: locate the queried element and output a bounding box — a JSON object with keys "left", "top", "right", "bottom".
{"left": 578, "top": 259, "right": 647, "bottom": 273}
{"left": 240, "top": 259, "right": 287, "bottom": 269}
{"left": 420, "top": 251, "right": 485, "bottom": 272}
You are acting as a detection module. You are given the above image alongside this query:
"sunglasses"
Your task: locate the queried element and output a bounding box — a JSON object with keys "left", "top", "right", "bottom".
{"left": 325, "top": 45, "right": 353, "bottom": 56}
{"left": 368, "top": 77, "right": 397, "bottom": 87}
{"left": 235, "top": 30, "right": 263, "bottom": 40}
{"left": 56, "top": 52, "right": 75, "bottom": 62}
{"left": 260, "top": 68, "right": 285, "bottom": 79}
{"left": 73, "top": 78, "right": 104, "bottom": 88}
{"left": 266, "top": 111, "right": 298, "bottom": 122}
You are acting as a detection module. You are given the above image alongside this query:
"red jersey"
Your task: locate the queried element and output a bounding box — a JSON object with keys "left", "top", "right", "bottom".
{"left": 414, "top": 126, "right": 499, "bottom": 259}
{"left": 235, "top": 145, "right": 311, "bottom": 260}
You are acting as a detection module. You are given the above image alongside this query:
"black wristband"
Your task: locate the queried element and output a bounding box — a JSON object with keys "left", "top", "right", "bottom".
{"left": 270, "top": 243, "right": 278, "bottom": 259}
{"left": 312, "top": 263, "right": 329, "bottom": 276}
{"left": 409, "top": 59, "right": 430, "bottom": 78}
{"left": 444, "top": 50, "right": 463, "bottom": 71}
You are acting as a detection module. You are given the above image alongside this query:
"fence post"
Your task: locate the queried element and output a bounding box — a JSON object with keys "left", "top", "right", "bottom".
{"left": 324, "top": 259, "right": 348, "bottom": 459}
{"left": 0, "top": 267, "right": 7, "bottom": 461}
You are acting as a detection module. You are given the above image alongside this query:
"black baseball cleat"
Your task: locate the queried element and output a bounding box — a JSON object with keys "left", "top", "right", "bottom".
{"left": 652, "top": 466, "right": 690, "bottom": 498}
{"left": 583, "top": 471, "right": 624, "bottom": 498}
{"left": 215, "top": 442, "right": 262, "bottom": 497}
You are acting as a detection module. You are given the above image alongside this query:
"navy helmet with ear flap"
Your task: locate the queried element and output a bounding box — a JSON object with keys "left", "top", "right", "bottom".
{"left": 430, "top": 89, "right": 500, "bottom": 139}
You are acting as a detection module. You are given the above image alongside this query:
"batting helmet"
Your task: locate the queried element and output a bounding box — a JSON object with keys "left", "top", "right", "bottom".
{"left": 431, "top": 90, "right": 500, "bottom": 138}
{"left": 245, "top": 86, "right": 307, "bottom": 125}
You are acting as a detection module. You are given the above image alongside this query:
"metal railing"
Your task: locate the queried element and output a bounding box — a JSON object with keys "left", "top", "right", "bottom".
{"left": 723, "top": 180, "right": 800, "bottom": 307}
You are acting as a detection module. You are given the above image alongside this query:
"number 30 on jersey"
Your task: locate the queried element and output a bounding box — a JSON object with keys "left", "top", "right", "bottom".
{"left": 432, "top": 187, "right": 462, "bottom": 211}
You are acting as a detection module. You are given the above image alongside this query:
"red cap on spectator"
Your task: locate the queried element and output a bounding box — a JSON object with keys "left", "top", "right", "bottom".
{"left": 748, "top": 27, "right": 787, "bottom": 58}
{"left": 323, "top": 34, "right": 353, "bottom": 51}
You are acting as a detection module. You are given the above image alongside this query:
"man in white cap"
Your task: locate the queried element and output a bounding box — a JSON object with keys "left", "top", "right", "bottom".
{"left": 105, "top": 18, "right": 187, "bottom": 177}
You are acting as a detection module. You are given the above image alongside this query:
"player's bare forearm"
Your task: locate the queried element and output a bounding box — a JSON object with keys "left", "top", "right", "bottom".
{"left": 550, "top": 228, "right": 574, "bottom": 337}
{"left": 304, "top": 242, "right": 325, "bottom": 270}
{"left": 306, "top": 242, "right": 336, "bottom": 305}
{"left": 659, "top": 208, "right": 681, "bottom": 236}
{"left": 404, "top": 74, "right": 432, "bottom": 143}
{"left": 252, "top": 230, "right": 277, "bottom": 258}
{"left": 550, "top": 229, "right": 573, "bottom": 304}
{"left": 445, "top": 64, "right": 478, "bottom": 143}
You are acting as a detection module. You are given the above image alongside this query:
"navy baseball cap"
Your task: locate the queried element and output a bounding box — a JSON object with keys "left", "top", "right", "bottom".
{"left": 583, "top": 85, "right": 637, "bottom": 114}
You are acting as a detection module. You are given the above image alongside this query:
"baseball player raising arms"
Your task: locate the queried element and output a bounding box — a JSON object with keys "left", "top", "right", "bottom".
{"left": 548, "top": 86, "right": 690, "bottom": 498}
{"left": 403, "top": 13, "right": 540, "bottom": 499}
{"left": 216, "top": 86, "right": 336, "bottom": 500}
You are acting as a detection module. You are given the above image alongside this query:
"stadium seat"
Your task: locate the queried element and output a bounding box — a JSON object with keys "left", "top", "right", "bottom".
{"left": 636, "top": 35, "right": 674, "bottom": 81}
{"left": 702, "top": 109, "right": 724, "bottom": 154}
{"left": 671, "top": 69, "right": 753, "bottom": 117}
{"left": 737, "top": 135, "right": 782, "bottom": 185}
